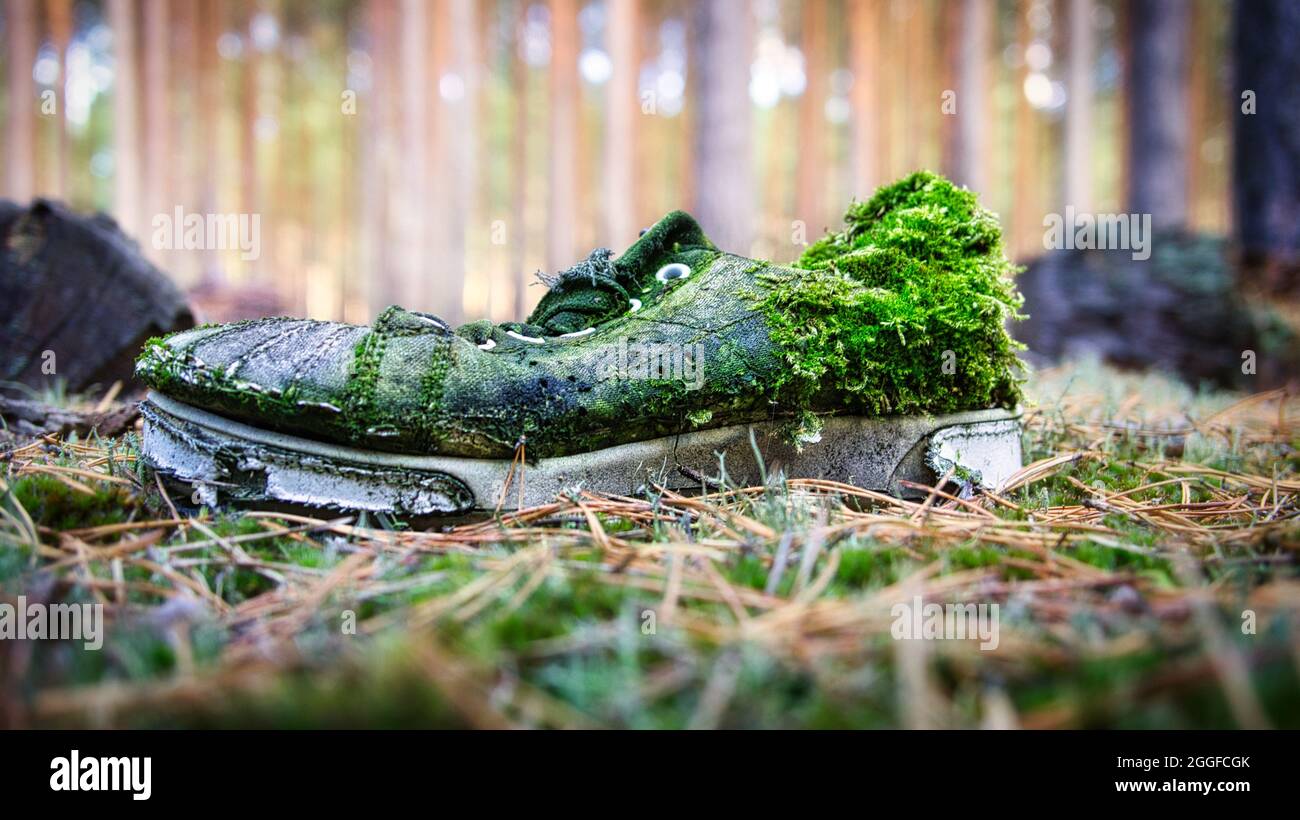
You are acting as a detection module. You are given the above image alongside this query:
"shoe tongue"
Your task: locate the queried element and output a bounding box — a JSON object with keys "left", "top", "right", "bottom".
{"left": 527, "top": 248, "right": 629, "bottom": 335}
{"left": 529, "top": 290, "right": 626, "bottom": 336}
{"left": 612, "top": 210, "right": 716, "bottom": 279}
{"left": 527, "top": 211, "right": 716, "bottom": 335}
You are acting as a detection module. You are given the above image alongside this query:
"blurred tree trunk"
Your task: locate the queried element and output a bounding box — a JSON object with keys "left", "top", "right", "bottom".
{"left": 142, "top": 0, "right": 169, "bottom": 238}
{"left": 340, "top": 2, "right": 360, "bottom": 322}
{"left": 47, "top": 0, "right": 73, "bottom": 199}
{"left": 197, "top": 0, "right": 223, "bottom": 281}
{"left": 603, "top": 0, "right": 638, "bottom": 249}
{"left": 170, "top": 0, "right": 197, "bottom": 285}
{"left": 109, "top": 0, "right": 141, "bottom": 238}
{"left": 365, "top": 0, "right": 399, "bottom": 312}
{"left": 945, "top": 0, "right": 989, "bottom": 195}
{"left": 903, "top": 1, "right": 924, "bottom": 171}
{"left": 424, "top": 3, "right": 445, "bottom": 315}
{"left": 1011, "top": 0, "right": 1037, "bottom": 257}
{"left": 4, "top": 0, "right": 36, "bottom": 201}
{"left": 1065, "top": 0, "right": 1092, "bottom": 211}
{"left": 279, "top": 7, "right": 301, "bottom": 312}
{"left": 511, "top": 0, "right": 531, "bottom": 321}
{"left": 547, "top": 0, "right": 578, "bottom": 273}
{"left": 690, "top": 0, "right": 753, "bottom": 254}
{"left": 1232, "top": 0, "right": 1300, "bottom": 293}
{"left": 878, "top": 2, "right": 896, "bottom": 183}
{"left": 449, "top": 0, "right": 475, "bottom": 323}
{"left": 239, "top": 2, "right": 258, "bottom": 276}
{"left": 796, "top": 0, "right": 827, "bottom": 234}
{"left": 1186, "top": 0, "right": 1206, "bottom": 226}
{"left": 848, "top": 0, "right": 880, "bottom": 198}
{"left": 1125, "top": 0, "right": 1188, "bottom": 230}
{"left": 423, "top": 0, "right": 470, "bottom": 326}
{"left": 397, "top": 0, "right": 428, "bottom": 309}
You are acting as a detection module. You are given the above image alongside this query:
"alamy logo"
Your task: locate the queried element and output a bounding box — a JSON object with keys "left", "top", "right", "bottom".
{"left": 151, "top": 206, "right": 261, "bottom": 261}
{"left": 890, "top": 595, "right": 1000, "bottom": 651}
{"left": 50, "top": 750, "right": 151, "bottom": 801}
{"left": 596, "top": 337, "right": 706, "bottom": 391}
{"left": 1042, "top": 206, "right": 1152, "bottom": 260}
{"left": 0, "top": 596, "right": 102, "bottom": 650}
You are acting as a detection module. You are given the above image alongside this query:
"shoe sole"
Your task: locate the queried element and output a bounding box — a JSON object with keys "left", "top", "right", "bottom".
{"left": 140, "top": 391, "right": 1023, "bottom": 516}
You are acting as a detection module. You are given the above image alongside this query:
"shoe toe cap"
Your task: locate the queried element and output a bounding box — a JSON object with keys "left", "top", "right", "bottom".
{"left": 137, "top": 317, "right": 368, "bottom": 428}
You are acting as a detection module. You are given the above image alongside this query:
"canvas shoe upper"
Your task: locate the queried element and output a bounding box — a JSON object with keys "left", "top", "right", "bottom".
{"left": 137, "top": 172, "right": 1024, "bottom": 460}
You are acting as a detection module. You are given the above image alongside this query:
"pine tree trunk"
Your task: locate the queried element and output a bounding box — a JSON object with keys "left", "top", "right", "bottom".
{"left": 1232, "top": 0, "right": 1300, "bottom": 292}
{"left": 903, "top": 1, "right": 925, "bottom": 171}
{"left": 1011, "top": 0, "right": 1037, "bottom": 258}
{"left": 603, "top": 0, "right": 638, "bottom": 249}
{"left": 142, "top": 0, "right": 169, "bottom": 236}
{"left": 109, "top": 0, "right": 141, "bottom": 239}
{"left": 1065, "top": 0, "right": 1093, "bottom": 211}
{"left": 47, "top": 0, "right": 74, "bottom": 198}
{"left": 510, "top": 0, "right": 531, "bottom": 321}
{"left": 365, "top": 0, "right": 400, "bottom": 313}
{"left": 848, "top": 0, "right": 880, "bottom": 198}
{"left": 4, "top": 0, "right": 36, "bottom": 201}
{"left": 197, "top": 0, "right": 223, "bottom": 281}
{"left": 690, "top": 0, "right": 754, "bottom": 254}
{"left": 397, "top": 0, "right": 428, "bottom": 310}
{"left": 796, "top": 0, "right": 827, "bottom": 235}
{"left": 238, "top": 2, "right": 258, "bottom": 274}
{"left": 947, "top": 0, "right": 989, "bottom": 195}
{"left": 1125, "top": 0, "right": 1188, "bottom": 230}
{"left": 547, "top": 0, "right": 578, "bottom": 273}
{"left": 437, "top": 0, "right": 474, "bottom": 326}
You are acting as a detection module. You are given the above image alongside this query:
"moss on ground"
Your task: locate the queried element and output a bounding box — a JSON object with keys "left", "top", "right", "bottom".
{"left": 9, "top": 474, "right": 134, "bottom": 531}
{"left": 9, "top": 355, "right": 1298, "bottom": 730}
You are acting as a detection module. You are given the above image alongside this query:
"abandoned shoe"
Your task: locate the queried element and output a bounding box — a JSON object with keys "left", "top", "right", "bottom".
{"left": 137, "top": 171, "right": 1026, "bottom": 515}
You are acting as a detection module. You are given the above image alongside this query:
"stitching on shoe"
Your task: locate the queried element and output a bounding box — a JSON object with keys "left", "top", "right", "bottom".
{"left": 342, "top": 326, "right": 387, "bottom": 438}
{"left": 418, "top": 334, "right": 453, "bottom": 450}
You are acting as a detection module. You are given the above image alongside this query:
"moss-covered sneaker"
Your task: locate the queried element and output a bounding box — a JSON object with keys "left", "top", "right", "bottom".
{"left": 138, "top": 172, "right": 1025, "bottom": 515}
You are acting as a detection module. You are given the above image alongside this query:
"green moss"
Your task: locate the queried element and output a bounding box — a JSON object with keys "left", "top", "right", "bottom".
{"left": 780, "top": 409, "right": 824, "bottom": 450}
{"left": 613, "top": 211, "right": 717, "bottom": 278}
{"left": 9, "top": 475, "right": 133, "bottom": 531}
{"left": 759, "top": 171, "right": 1025, "bottom": 416}
{"left": 417, "top": 340, "right": 453, "bottom": 448}
{"left": 686, "top": 408, "right": 713, "bottom": 426}
{"left": 136, "top": 334, "right": 304, "bottom": 420}
{"left": 341, "top": 328, "right": 386, "bottom": 436}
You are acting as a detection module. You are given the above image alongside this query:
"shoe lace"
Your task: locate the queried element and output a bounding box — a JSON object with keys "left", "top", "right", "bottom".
{"left": 519, "top": 247, "right": 635, "bottom": 336}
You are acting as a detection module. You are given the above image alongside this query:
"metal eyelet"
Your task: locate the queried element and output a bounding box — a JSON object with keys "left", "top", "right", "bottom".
{"left": 505, "top": 329, "right": 545, "bottom": 344}
{"left": 628, "top": 298, "right": 642, "bottom": 313}
{"left": 559, "top": 327, "right": 595, "bottom": 338}
{"left": 477, "top": 339, "right": 497, "bottom": 351}
{"left": 655, "top": 262, "right": 691, "bottom": 283}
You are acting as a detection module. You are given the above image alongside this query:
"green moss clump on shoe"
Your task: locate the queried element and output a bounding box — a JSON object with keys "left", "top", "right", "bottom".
{"left": 758, "top": 170, "right": 1025, "bottom": 417}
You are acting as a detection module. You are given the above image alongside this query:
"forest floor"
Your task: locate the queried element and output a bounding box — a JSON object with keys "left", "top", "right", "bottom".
{"left": 1, "top": 358, "right": 1297, "bottom": 729}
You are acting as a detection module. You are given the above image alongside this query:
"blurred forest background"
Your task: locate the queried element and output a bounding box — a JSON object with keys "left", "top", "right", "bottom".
{"left": 0, "top": 0, "right": 1273, "bottom": 331}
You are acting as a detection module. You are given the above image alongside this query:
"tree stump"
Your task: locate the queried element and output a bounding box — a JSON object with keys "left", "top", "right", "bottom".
{"left": 1014, "top": 231, "right": 1300, "bottom": 390}
{"left": 0, "top": 199, "right": 194, "bottom": 396}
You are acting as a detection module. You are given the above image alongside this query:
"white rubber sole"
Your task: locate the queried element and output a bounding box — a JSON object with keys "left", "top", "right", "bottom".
{"left": 140, "top": 391, "right": 1023, "bottom": 516}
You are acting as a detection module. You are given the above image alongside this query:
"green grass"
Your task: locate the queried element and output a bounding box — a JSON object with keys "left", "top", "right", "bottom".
{"left": 2, "top": 359, "right": 1298, "bottom": 728}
